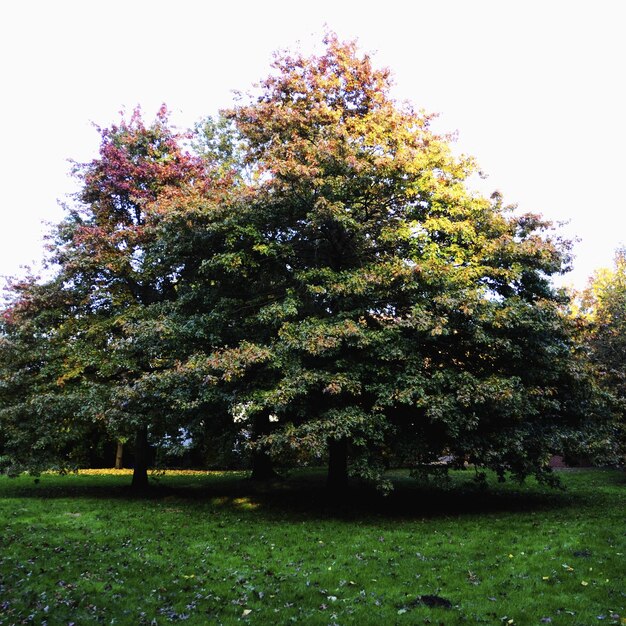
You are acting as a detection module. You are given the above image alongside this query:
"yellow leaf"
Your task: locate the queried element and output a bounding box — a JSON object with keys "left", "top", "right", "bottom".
{"left": 581, "top": 580, "right": 589, "bottom": 586}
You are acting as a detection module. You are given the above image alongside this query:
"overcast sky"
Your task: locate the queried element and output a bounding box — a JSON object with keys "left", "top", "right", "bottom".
{"left": 1, "top": 0, "right": 623, "bottom": 291}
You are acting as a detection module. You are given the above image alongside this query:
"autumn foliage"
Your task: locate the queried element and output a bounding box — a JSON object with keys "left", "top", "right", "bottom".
{"left": 0, "top": 35, "right": 615, "bottom": 489}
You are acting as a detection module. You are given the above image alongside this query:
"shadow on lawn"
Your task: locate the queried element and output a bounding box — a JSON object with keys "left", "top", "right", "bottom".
{"left": 225, "top": 476, "right": 578, "bottom": 520}
{"left": 2, "top": 468, "right": 590, "bottom": 520}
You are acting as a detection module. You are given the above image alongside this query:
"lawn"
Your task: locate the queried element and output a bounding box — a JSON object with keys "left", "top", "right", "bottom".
{"left": 0, "top": 468, "right": 624, "bottom": 625}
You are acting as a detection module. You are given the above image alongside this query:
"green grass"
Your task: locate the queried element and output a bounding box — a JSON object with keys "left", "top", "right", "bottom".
{"left": 0, "top": 469, "right": 624, "bottom": 625}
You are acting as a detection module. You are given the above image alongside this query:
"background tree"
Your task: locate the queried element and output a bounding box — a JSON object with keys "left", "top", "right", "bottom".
{"left": 1, "top": 107, "right": 211, "bottom": 489}
{"left": 579, "top": 249, "right": 626, "bottom": 463}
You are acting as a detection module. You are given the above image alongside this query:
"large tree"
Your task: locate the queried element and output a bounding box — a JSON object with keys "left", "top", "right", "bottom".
{"left": 197, "top": 34, "right": 610, "bottom": 489}
{"left": 58, "top": 106, "right": 223, "bottom": 489}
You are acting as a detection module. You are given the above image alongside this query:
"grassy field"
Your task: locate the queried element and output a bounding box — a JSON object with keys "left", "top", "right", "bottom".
{"left": 0, "top": 468, "right": 624, "bottom": 625}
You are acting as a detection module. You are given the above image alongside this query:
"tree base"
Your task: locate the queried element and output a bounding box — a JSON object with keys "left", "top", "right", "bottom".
{"left": 250, "top": 450, "right": 279, "bottom": 481}
{"left": 130, "top": 468, "right": 149, "bottom": 492}
{"left": 130, "top": 425, "right": 150, "bottom": 492}
{"left": 327, "top": 437, "right": 349, "bottom": 492}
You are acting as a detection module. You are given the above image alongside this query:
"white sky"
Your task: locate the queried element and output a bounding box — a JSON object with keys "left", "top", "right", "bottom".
{"left": 1, "top": 0, "right": 624, "bottom": 291}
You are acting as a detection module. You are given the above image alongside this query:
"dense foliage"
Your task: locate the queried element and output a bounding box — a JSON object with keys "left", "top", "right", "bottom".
{"left": 1, "top": 108, "right": 217, "bottom": 486}
{"left": 579, "top": 249, "right": 626, "bottom": 463}
{"left": 0, "top": 35, "right": 615, "bottom": 489}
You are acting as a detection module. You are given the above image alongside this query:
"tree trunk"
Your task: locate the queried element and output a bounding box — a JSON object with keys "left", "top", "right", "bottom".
{"left": 130, "top": 425, "right": 149, "bottom": 491}
{"left": 250, "top": 449, "right": 277, "bottom": 481}
{"left": 114, "top": 441, "right": 124, "bottom": 469}
{"left": 250, "top": 411, "right": 277, "bottom": 481}
{"left": 327, "top": 437, "right": 348, "bottom": 492}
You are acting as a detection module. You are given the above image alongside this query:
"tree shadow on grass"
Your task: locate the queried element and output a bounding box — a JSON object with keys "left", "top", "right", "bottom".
{"left": 231, "top": 474, "right": 578, "bottom": 521}
{"left": 0, "top": 467, "right": 599, "bottom": 521}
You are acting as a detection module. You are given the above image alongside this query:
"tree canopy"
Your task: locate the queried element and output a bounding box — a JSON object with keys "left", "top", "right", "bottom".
{"left": 0, "top": 34, "right": 615, "bottom": 490}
